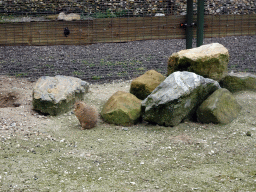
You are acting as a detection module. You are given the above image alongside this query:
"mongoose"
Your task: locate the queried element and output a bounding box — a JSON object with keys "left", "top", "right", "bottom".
{"left": 74, "top": 101, "right": 98, "bottom": 130}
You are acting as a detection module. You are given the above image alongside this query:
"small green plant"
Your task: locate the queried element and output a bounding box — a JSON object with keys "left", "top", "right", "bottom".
{"left": 92, "top": 10, "right": 117, "bottom": 18}
{"left": 72, "top": 71, "right": 84, "bottom": 76}
{"left": 115, "top": 9, "right": 130, "bottom": 17}
{"left": 82, "top": 60, "right": 95, "bottom": 67}
{"left": 106, "top": 61, "right": 115, "bottom": 66}
{"left": 129, "top": 60, "right": 141, "bottom": 65}
{"left": 156, "top": 68, "right": 163, "bottom": 73}
{"left": 116, "top": 61, "right": 128, "bottom": 66}
{"left": 230, "top": 65, "right": 236, "bottom": 69}
{"left": 15, "top": 73, "right": 28, "bottom": 77}
{"left": 45, "top": 64, "right": 54, "bottom": 68}
{"left": 117, "top": 71, "right": 128, "bottom": 77}
{"left": 92, "top": 76, "right": 101, "bottom": 80}
{"left": 136, "top": 67, "right": 145, "bottom": 71}
{"left": 82, "top": 60, "right": 88, "bottom": 65}
{"left": 100, "top": 59, "right": 105, "bottom": 66}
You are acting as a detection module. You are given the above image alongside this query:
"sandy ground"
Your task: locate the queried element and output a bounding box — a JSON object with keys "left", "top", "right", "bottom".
{"left": 0, "top": 75, "right": 132, "bottom": 138}
{"left": 0, "top": 75, "right": 256, "bottom": 191}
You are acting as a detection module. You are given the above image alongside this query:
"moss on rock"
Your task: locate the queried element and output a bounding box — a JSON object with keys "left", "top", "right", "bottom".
{"left": 101, "top": 91, "right": 142, "bottom": 126}
{"left": 167, "top": 43, "right": 229, "bottom": 81}
{"left": 220, "top": 72, "right": 256, "bottom": 93}
{"left": 197, "top": 88, "right": 242, "bottom": 124}
{"left": 130, "top": 70, "right": 166, "bottom": 100}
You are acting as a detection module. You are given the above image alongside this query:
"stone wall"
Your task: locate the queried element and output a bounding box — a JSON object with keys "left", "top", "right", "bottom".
{"left": 0, "top": 0, "right": 255, "bottom": 17}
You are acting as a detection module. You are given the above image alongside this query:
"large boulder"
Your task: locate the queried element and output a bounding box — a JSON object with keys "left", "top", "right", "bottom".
{"left": 101, "top": 91, "right": 142, "bottom": 126}
{"left": 130, "top": 70, "right": 166, "bottom": 100}
{"left": 167, "top": 43, "right": 229, "bottom": 81}
{"left": 33, "top": 75, "right": 89, "bottom": 116}
{"left": 141, "top": 71, "right": 220, "bottom": 127}
{"left": 219, "top": 72, "right": 256, "bottom": 93}
{"left": 197, "top": 88, "right": 242, "bottom": 124}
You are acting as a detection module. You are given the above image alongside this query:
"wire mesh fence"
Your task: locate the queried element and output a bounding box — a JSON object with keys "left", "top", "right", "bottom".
{"left": 0, "top": 0, "right": 255, "bottom": 83}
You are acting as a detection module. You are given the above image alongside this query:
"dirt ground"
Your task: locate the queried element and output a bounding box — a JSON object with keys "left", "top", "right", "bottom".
{"left": 0, "top": 75, "right": 256, "bottom": 191}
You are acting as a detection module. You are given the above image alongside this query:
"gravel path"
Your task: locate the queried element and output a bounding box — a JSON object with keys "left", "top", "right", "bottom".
{"left": 0, "top": 35, "right": 255, "bottom": 83}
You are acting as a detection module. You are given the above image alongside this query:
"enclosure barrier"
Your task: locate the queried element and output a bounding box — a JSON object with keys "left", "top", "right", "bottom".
{"left": 0, "top": 14, "right": 255, "bottom": 46}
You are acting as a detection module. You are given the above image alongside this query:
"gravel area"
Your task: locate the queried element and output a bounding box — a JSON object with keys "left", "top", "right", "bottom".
{"left": 0, "top": 35, "right": 255, "bottom": 83}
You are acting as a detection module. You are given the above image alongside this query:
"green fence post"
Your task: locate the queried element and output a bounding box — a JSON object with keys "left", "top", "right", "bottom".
{"left": 186, "top": 0, "right": 193, "bottom": 49}
{"left": 197, "top": 0, "right": 204, "bottom": 47}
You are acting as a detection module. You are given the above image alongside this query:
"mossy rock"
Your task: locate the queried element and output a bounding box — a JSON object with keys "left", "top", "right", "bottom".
{"left": 197, "top": 88, "right": 242, "bottom": 124}
{"left": 141, "top": 71, "right": 220, "bottom": 127}
{"left": 101, "top": 91, "right": 142, "bottom": 126}
{"left": 130, "top": 70, "right": 166, "bottom": 100}
{"left": 219, "top": 72, "right": 256, "bottom": 93}
{"left": 32, "top": 75, "right": 89, "bottom": 116}
{"left": 167, "top": 43, "right": 229, "bottom": 81}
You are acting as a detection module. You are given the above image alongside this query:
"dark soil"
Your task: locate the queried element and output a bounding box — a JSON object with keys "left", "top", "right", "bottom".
{"left": 0, "top": 90, "right": 20, "bottom": 108}
{"left": 0, "top": 35, "right": 255, "bottom": 83}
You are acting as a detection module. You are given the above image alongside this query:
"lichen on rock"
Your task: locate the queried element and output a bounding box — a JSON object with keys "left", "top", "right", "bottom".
{"left": 167, "top": 43, "right": 229, "bottom": 81}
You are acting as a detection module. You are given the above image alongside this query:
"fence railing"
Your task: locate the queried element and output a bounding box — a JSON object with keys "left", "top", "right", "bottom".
{"left": 0, "top": 14, "right": 255, "bottom": 46}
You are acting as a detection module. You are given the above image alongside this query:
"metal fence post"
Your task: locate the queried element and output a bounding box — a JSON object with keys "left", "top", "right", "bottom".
{"left": 197, "top": 0, "right": 204, "bottom": 47}
{"left": 186, "top": 0, "right": 193, "bottom": 49}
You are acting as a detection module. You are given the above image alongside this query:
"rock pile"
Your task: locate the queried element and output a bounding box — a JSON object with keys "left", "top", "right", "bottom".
{"left": 31, "top": 42, "right": 256, "bottom": 128}
{"left": 141, "top": 71, "right": 220, "bottom": 126}
{"left": 101, "top": 42, "right": 256, "bottom": 127}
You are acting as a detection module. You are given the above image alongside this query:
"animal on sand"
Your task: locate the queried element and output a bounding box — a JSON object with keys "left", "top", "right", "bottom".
{"left": 74, "top": 101, "right": 98, "bottom": 130}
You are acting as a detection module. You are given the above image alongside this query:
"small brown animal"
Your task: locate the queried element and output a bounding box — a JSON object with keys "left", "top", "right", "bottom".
{"left": 74, "top": 101, "right": 98, "bottom": 130}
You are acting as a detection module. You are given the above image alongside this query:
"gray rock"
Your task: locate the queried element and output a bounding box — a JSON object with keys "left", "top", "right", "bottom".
{"left": 197, "top": 88, "right": 242, "bottom": 124}
{"left": 219, "top": 72, "right": 256, "bottom": 93}
{"left": 141, "top": 71, "right": 220, "bottom": 126}
{"left": 167, "top": 43, "right": 229, "bottom": 81}
{"left": 32, "top": 75, "right": 89, "bottom": 116}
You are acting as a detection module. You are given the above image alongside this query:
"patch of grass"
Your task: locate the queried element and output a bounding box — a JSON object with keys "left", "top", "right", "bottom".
{"left": 45, "top": 64, "right": 54, "bottom": 68}
{"left": 92, "top": 10, "right": 117, "bottom": 18}
{"left": 116, "top": 61, "right": 127, "bottom": 66}
{"left": 72, "top": 71, "right": 84, "bottom": 76}
{"left": 136, "top": 67, "right": 145, "bottom": 71}
{"left": 92, "top": 76, "right": 101, "bottom": 80}
{"left": 81, "top": 60, "right": 95, "bottom": 67}
{"left": 15, "top": 72, "right": 28, "bottom": 77}
{"left": 117, "top": 71, "right": 128, "bottom": 77}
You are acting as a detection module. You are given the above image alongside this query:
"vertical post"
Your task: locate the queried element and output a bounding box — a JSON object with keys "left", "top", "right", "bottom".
{"left": 186, "top": 0, "right": 193, "bottom": 49}
{"left": 197, "top": 0, "right": 204, "bottom": 47}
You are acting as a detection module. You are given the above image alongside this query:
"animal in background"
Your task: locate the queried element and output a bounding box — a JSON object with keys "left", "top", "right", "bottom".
{"left": 64, "top": 27, "right": 70, "bottom": 37}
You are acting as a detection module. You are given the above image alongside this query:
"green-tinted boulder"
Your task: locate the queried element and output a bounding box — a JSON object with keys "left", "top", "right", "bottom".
{"left": 197, "top": 88, "right": 242, "bottom": 124}
{"left": 219, "top": 72, "right": 256, "bottom": 93}
{"left": 32, "top": 75, "right": 89, "bottom": 116}
{"left": 101, "top": 91, "right": 142, "bottom": 126}
{"left": 167, "top": 43, "right": 229, "bottom": 81}
{"left": 130, "top": 70, "right": 166, "bottom": 100}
